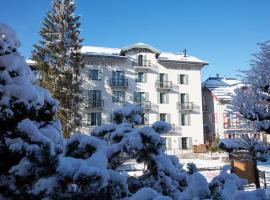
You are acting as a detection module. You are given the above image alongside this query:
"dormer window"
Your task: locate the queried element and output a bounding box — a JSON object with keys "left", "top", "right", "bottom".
{"left": 138, "top": 55, "right": 143, "bottom": 66}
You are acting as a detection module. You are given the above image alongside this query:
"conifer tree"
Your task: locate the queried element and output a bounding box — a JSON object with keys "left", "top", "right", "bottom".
{"left": 0, "top": 23, "right": 63, "bottom": 199}
{"left": 32, "top": 0, "right": 83, "bottom": 137}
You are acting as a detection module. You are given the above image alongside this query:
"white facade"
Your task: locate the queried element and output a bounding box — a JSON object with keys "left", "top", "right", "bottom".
{"left": 79, "top": 43, "right": 208, "bottom": 153}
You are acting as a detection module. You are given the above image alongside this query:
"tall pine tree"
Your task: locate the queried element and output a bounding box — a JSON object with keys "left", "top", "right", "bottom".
{"left": 32, "top": 0, "right": 83, "bottom": 137}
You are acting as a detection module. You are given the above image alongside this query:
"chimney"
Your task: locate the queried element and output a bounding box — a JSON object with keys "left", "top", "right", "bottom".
{"left": 183, "top": 49, "right": 187, "bottom": 57}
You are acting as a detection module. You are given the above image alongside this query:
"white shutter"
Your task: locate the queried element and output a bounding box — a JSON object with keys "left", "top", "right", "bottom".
{"left": 188, "top": 114, "right": 191, "bottom": 126}
{"left": 157, "top": 93, "right": 160, "bottom": 104}
{"left": 157, "top": 74, "right": 160, "bottom": 81}
{"left": 144, "top": 73, "right": 147, "bottom": 82}
{"left": 144, "top": 113, "right": 149, "bottom": 124}
{"left": 167, "top": 138, "right": 172, "bottom": 150}
{"left": 167, "top": 113, "right": 171, "bottom": 123}
{"left": 165, "top": 73, "right": 168, "bottom": 81}
{"left": 157, "top": 114, "right": 160, "bottom": 121}
{"left": 166, "top": 93, "right": 169, "bottom": 104}
{"left": 188, "top": 137, "right": 192, "bottom": 149}
{"left": 177, "top": 74, "right": 180, "bottom": 84}
{"left": 178, "top": 137, "right": 182, "bottom": 150}
{"left": 185, "top": 74, "right": 189, "bottom": 85}
{"left": 186, "top": 94, "right": 190, "bottom": 102}
{"left": 98, "top": 69, "right": 102, "bottom": 80}
{"left": 145, "top": 92, "right": 149, "bottom": 101}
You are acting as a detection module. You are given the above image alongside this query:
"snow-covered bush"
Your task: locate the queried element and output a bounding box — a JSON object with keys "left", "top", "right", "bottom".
{"left": 0, "top": 23, "right": 63, "bottom": 199}
{"left": 219, "top": 134, "right": 268, "bottom": 162}
{"left": 209, "top": 165, "right": 247, "bottom": 199}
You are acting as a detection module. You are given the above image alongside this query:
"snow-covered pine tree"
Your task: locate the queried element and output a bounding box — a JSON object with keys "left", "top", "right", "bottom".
{"left": 0, "top": 23, "right": 63, "bottom": 199}
{"left": 231, "top": 41, "right": 270, "bottom": 134}
{"left": 32, "top": 0, "right": 83, "bottom": 137}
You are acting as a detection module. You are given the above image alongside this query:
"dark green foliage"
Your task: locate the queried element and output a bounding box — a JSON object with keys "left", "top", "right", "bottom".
{"left": 32, "top": 0, "right": 84, "bottom": 137}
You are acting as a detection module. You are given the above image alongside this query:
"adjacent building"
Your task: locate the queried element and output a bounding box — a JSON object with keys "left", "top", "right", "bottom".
{"left": 79, "top": 42, "right": 208, "bottom": 153}
{"left": 202, "top": 75, "right": 257, "bottom": 143}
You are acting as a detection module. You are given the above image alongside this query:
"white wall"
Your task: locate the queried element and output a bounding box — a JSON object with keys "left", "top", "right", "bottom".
{"left": 79, "top": 48, "right": 205, "bottom": 152}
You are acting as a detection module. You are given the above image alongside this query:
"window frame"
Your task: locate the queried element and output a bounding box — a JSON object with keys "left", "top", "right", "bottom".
{"left": 112, "top": 91, "right": 125, "bottom": 103}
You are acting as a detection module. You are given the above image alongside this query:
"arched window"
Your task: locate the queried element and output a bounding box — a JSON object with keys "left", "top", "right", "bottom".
{"left": 138, "top": 54, "right": 143, "bottom": 66}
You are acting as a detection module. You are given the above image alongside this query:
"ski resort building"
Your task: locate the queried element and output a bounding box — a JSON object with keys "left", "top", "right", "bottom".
{"left": 202, "top": 76, "right": 258, "bottom": 143}
{"left": 79, "top": 43, "right": 208, "bottom": 153}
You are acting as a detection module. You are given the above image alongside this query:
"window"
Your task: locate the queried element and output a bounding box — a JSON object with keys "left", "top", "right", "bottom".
{"left": 112, "top": 71, "right": 125, "bottom": 79}
{"left": 160, "top": 113, "right": 167, "bottom": 121}
{"left": 160, "top": 93, "right": 166, "bottom": 104}
{"left": 88, "top": 90, "right": 102, "bottom": 106}
{"left": 141, "top": 113, "right": 149, "bottom": 125}
{"left": 136, "top": 72, "right": 146, "bottom": 82}
{"left": 134, "top": 92, "right": 145, "bottom": 102}
{"left": 112, "top": 91, "right": 125, "bottom": 102}
{"left": 89, "top": 69, "right": 101, "bottom": 80}
{"left": 159, "top": 73, "right": 165, "bottom": 82}
{"left": 87, "top": 113, "right": 102, "bottom": 126}
{"left": 180, "top": 93, "right": 188, "bottom": 103}
{"left": 182, "top": 137, "right": 188, "bottom": 149}
{"left": 179, "top": 74, "right": 188, "bottom": 85}
{"left": 138, "top": 55, "right": 143, "bottom": 66}
{"left": 180, "top": 113, "right": 190, "bottom": 126}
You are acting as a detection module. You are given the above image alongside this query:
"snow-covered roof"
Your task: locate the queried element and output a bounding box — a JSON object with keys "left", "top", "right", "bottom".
{"left": 120, "top": 42, "right": 162, "bottom": 55}
{"left": 81, "top": 43, "right": 208, "bottom": 65}
{"left": 203, "top": 76, "right": 243, "bottom": 102}
{"left": 81, "top": 46, "right": 122, "bottom": 57}
{"left": 158, "top": 52, "right": 208, "bottom": 65}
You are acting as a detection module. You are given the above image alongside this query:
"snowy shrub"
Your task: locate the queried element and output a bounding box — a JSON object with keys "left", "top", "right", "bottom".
{"left": 219, "top": 134, "right": 268, "bottom": 162}
{"left": 186, "top": 162, "right": 198, "bottom": 175}
{"left": 209, "top": 165, "right": 248, "bottom": 200}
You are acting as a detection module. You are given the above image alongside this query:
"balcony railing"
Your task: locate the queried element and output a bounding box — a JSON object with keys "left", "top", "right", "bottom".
{"left": 133, "top": 59, "right": 151, "bottom": 67}
{"left": 177, "top": 102, "right": 194, "bottom": 111}
{"left": 155, "top": 81, "right": 172, "bottom": 90}
{"left": 224, "top": 122, "right": 252, "bottom": 130}
{"left": 110, "top": 78, "right": 128, "bottom": 88}
{"left": 170, "top": 124, "right": 181, "bottom": 133}
{"left": 87, "top": 100, "right": 104, "bottom": 108}
{"left": 137, "top": 101, "right": 151, "bottom": 110}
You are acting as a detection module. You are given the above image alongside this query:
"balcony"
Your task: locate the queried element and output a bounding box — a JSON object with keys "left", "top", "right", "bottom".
{"left": 155, "top": 81, "right": 172, "bottom": 90}
{"left": 137, "top": 101, "right": 152, "bottom": 110}
{"left": 133, "top": 59, "right": 157, "bottom": 72}
{"left": 224, "top": 122, "right": 252, "bottom": 130}
{"left": 110, "top": 78, "right": 128, "bottom": 88}
{"left": 177, "top": 102, "right": 194, "bottom": 111}
{"left": 87, "top": 100, "right": 104, "bottom": 108}
{"left": 136, "top": 101, "right": 159, "bottom": 113}
{"left": 170, "top": 124, "right": 181, "bottom": 134}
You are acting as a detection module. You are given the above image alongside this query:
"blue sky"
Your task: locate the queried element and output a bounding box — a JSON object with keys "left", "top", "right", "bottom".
{"left": 1, "top": 0, "right": 270, "bottom": 81}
